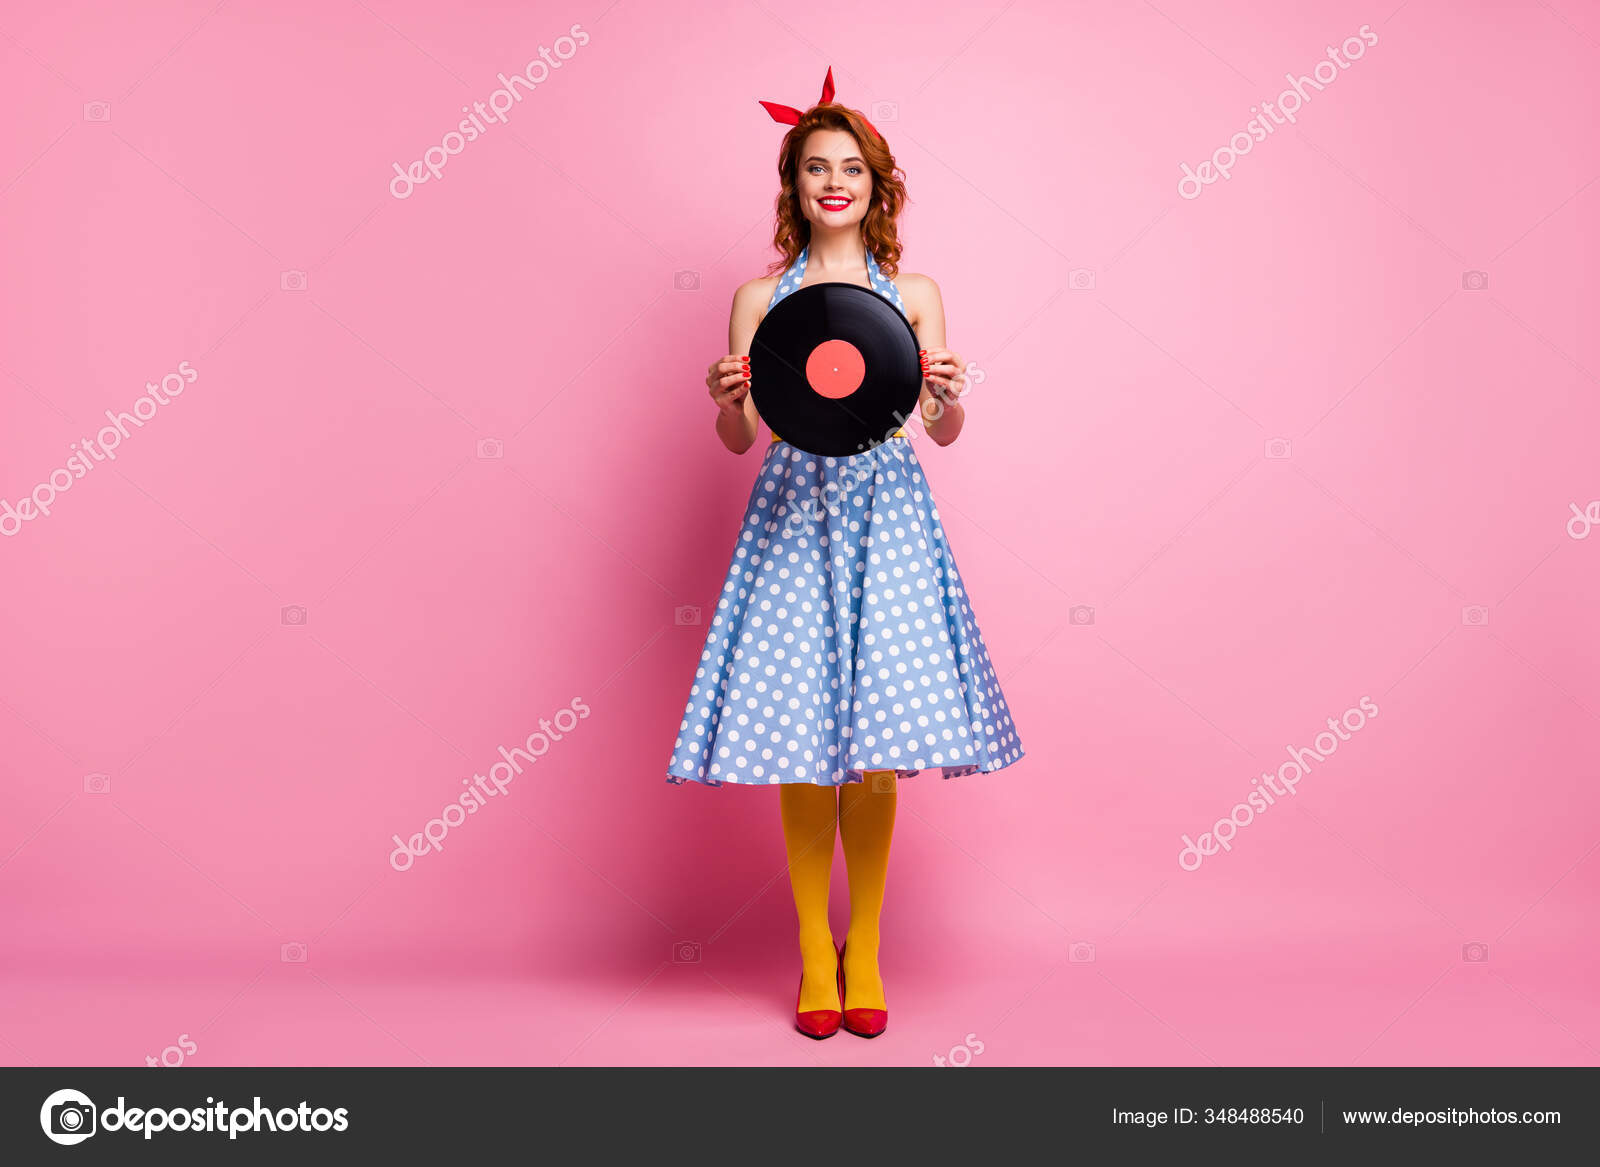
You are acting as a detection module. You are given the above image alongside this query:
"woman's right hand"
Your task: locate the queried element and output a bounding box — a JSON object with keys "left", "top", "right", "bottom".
{"left": 706, "top": 353, "right": 751, "bottom": 415}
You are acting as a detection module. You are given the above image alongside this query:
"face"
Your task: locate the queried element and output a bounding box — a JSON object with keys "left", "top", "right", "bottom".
{"left": 796, "top": 129, "right": 872, "bottom": 228}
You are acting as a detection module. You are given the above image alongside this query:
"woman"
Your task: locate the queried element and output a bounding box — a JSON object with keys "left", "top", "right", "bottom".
{"left": 665, "top": 68, "right": 1025, "bottom": 1039}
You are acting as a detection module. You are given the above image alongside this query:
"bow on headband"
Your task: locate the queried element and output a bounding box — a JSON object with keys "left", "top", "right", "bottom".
{"left": 759, "top": 66, "right": 881, "bottom": 140}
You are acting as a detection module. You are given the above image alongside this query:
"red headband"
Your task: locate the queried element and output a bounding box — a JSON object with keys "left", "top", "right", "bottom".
{"left": 758, "top": 66, "right": 881, "bottom": 140}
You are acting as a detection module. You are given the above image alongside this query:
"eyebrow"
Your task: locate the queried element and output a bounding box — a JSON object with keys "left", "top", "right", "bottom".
{"left": 802, "top": 156, "right": 863, "bottom": 165}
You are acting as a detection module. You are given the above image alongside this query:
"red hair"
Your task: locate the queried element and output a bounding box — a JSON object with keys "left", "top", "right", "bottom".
{"left": 765, "top": 104, "right": 907, "bottom": 280}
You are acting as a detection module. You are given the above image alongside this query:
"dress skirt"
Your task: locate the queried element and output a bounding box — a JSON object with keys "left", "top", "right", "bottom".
{"left": 666, "top": 436, "right": 1025, "bottom": 786}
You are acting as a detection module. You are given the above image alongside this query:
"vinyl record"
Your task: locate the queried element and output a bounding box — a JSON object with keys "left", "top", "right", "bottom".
{"left": 748, "top": 282, "right": 922, "bottom": 457}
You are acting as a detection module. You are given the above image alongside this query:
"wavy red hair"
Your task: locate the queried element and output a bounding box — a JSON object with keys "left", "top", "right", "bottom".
{"left": 765, "top": 104, "right": 907, "bottom": 280}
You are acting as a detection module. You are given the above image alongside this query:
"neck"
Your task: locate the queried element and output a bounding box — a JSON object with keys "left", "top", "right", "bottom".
{"left": 804, "top": 226, "right": 867, "bottom": 272}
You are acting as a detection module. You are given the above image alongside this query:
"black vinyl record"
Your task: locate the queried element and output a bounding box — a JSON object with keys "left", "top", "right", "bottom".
{"left": 748, "top": 282, "right": 922, "bottom": 457}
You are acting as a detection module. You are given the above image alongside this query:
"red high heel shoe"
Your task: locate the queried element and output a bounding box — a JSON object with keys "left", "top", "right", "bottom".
{"left": 794, "top": 943, "right": 842, "bottom": 1039}
{"left": 838, "top": 941, "right": 888, "bottom": 1038}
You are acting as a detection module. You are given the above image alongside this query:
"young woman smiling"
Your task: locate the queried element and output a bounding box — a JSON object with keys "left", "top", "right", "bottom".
{"left": 666, "top": 68, "right": 1025, "bottom": 1039}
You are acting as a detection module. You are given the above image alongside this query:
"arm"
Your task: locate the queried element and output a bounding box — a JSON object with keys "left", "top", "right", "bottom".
{"left": 712, "top": 281, "right": 765, "bottom": 454}
{"left": 901, "top": 274, "right": 966, "bottom": 446}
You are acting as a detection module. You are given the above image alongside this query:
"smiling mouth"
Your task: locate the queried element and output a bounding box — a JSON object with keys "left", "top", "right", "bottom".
{"left": 818, "top": 197, "right": 852, "bottom": 211}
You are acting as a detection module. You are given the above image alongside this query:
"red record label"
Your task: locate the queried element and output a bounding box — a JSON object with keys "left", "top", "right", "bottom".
{"left": 805, "top": 339, "right": 865, "bottom": 399}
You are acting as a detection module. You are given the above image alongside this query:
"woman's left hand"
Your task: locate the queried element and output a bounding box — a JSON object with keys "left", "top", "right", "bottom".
{"left": 920, "top": 347, "right": 967, "bottom": 407}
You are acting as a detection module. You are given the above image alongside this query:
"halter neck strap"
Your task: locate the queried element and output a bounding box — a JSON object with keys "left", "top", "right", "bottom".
{"left": 765, "top": 244, "right": 907, "bottom": 318}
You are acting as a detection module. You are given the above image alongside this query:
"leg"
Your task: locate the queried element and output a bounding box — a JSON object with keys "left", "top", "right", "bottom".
{"left": 780, "top": 781, "right": 841, "bottom": 1012}
{"left": 839, "top": 771, "right": 897, "bottom": 1010}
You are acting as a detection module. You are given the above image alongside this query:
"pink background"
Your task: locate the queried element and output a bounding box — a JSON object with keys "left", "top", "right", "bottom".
{"left": 2, "top": 0, "right": 1597, "bottom": 1067}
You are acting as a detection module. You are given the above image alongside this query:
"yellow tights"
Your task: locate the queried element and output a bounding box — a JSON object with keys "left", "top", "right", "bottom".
{"left": 779, "top": 773, "right": 897, "bottom": 1014}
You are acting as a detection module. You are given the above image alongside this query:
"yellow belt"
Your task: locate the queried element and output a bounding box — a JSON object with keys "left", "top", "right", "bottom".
{"left": 771, "top": 428, "right": 907, "bottom": 444}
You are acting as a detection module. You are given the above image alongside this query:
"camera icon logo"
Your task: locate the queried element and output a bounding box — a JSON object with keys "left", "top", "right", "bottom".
{"left": 281, "top": 605, "right": 308, "bottom": 626}
{"left": 83, "top": 102, "right": 111, "bottom": 122}
{"left": 281, "top": 941, "right": 308, "bottom": 963}
{"left": 674, "top": 270, "right": 700, "bottom": 291}
{"left": 673, "top": 940, "right": 702, "bottom": 963}
{"left": 476, "top": 438, "right": 504, "bottom": 460}
{"left": 1069, "top": 268, "right": 1096, "bottom": 291}
{"left": 1068, "top": 604, "right": 1095, "bottom": 626}
{"left": 1070, "top": 941, "right": 1096, "bottom": 963}
{"left": 1264, "top": 437, "right": 1292, "bottom": 459}
{"left": 83, "top": 773, "right": 111, "bottom": 794}
{"left": 871, "top": 771, "right": 896, "bottom": 794}
{"left": 871, "top": 100, "right": 899, "bottom": 123}
{"left": 1461, "top": 270, "right": 1488, "bottom": 291}
{"left": 1461, "top": 605, "right": 1489, "bottom": 626}
{"left": 40, "top": 1088, "right": 97, "bottom": 1145}
{"left": 280, "top": 270, "right": 307, "bottom": 292}
{"left": 1462, "top": 942, "right": 1489, "bottom": 962}
{"left": 675, "top": 604, "right": 702, "bottom": 626}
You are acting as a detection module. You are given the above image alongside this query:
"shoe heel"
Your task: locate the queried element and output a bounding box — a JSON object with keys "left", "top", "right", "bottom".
{"left": 794, "top": 943, "right": 842, "bottom": 1039}
{"left": 838, "top": 940, "right": 888, "bottom": 1038}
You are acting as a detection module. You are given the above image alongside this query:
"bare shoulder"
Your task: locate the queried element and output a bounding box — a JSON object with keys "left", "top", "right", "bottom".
{"left": 894, "top": 271, "right": 943, "bottom": 329}
{"left": 728, "top": 273, "right": 777, "bottom": 329}
{"left": 734, "top": 274, "right": 780, "bottom": 307}
{"left": 727, "top": 274, "right": 780, "bottom": 355}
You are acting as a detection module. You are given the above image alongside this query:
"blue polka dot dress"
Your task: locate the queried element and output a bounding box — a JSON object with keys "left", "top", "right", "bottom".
{"left": 665, "top": 246, "right": 1025, "bottom": 787}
